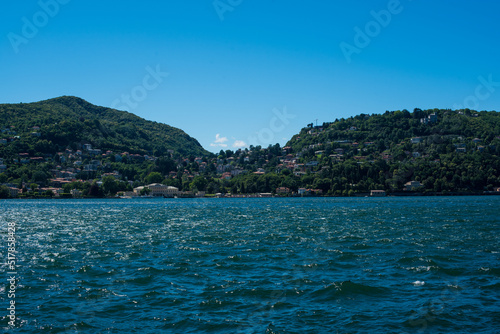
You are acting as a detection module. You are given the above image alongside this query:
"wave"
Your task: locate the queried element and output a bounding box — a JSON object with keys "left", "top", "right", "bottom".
{"left": 310, "top": 281, "right": 390, "bottom": 301}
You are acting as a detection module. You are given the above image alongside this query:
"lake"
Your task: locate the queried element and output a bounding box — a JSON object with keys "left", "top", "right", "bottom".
{"left": 1, "top": 196, "right": 499, "bottom": 333}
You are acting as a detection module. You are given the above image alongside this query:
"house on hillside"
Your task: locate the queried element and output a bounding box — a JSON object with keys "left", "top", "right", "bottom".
{"left": 276, "top": 187, "right": 291, "bottom": 195}
{"left": 221, "top": 172, "right": 232, "bottom": 180}
{"left": 231, "top": 168, "right": 246, "bottom": 177}
{"left": 429, "top": 113, "right": 437, "bottom": 123}
{"left": 421, "top": 113, "right": 437, "bottom": 124}
{"left": 8, "top": 187, "right": 19, "bottom": 198}
{"left": 411, "top": 137, "right": 423, "bottom": 144}
{"left": 370, "top": 190, "right": 386, "bottom": 197}
{"left": 305, "top": 161, "right": 319, "bottom": 168}
{"left": 334, "top": 148, "right": 344, "bottom": 154}
{"left": 253, "top": 168, "right": 265, "bottom": 175}
{"left": 404, "top": 181, "right": 423, "bottom": 191}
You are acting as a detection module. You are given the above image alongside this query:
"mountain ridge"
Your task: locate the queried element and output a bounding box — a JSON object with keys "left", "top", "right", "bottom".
{"left": 0, "top": 96, "right": 208, "bottom": 157}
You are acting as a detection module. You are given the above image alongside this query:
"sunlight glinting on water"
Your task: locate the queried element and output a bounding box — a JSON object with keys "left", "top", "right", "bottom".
{"left": 0, "top": 197, "right": 499, "bottom": 333}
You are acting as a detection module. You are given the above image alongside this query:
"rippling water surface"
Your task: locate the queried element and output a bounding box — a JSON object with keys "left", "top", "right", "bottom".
{"left": 1, "top": 197, "right": 499, "bottom": 333}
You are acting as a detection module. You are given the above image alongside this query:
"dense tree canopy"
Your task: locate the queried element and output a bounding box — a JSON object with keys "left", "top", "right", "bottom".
{"left": 1, "top": 103, "right": 499, "bottom": 197}
{"left": 0, "top": 96, "right": 207, "bottom": 157}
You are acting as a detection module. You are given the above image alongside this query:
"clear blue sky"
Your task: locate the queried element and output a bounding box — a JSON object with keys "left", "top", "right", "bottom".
{"left": 2, "top": 0, "right": 500, "bottom": 153}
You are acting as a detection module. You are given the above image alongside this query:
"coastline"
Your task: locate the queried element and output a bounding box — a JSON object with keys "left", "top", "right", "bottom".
{"left": 4, "top": 191, "right": 500, "bottom": 200}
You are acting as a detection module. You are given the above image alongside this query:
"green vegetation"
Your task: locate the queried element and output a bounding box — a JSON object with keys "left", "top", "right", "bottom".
{"left": 0, "top": 96, "right": 207, "bottom": 157}
{"left": 1, "top": 99, "right": 499, "bottom": 198}
{"left": 201, "top": 108, "right": 500, "bottom": 196}
{"left": 280, "top": 108, "right": 500, "bottom": 194}
{"left": 0, "top": 185, "right": 10, "bottom": 198}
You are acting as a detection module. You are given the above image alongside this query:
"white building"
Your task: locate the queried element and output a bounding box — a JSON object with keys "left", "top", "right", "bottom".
{"left": 134, "top": 183, "right": 179, "bottom": 197}
{"left": 411, "top": 137, "right": 423, "bottom": 144}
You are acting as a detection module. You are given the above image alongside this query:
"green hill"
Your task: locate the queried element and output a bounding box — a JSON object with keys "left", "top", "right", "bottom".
{"left": 280, "top": 108, "right": 500, "bottom": 194}
{"left": 1, "top": 101, "right": 499, "bottom": 197}
{"left": 289, "top": 108, "right": 500, "bottom": 152}
{"left": 0, "top": 96, "right": 208, "bottom": 157}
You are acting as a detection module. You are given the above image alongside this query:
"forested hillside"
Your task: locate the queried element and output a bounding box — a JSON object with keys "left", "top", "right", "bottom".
{"left": 1, "top": 103, "right": 499, "bottom": 197}
{"left": 216, "top": 108, "right": 500, "bottom": 195}
{"left": 0, "top": 96, "right": 207, "bottom": 157}
{"left": 277, "top": 108, "right": 500, "bottom": 194}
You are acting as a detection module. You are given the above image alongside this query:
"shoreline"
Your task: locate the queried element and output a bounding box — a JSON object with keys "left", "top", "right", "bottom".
{"left": 4, "top": 191, "right": 500, "bottom": 200}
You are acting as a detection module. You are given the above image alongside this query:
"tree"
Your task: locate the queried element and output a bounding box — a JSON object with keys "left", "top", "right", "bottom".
{"left": 145, "top": 172, "right": 163, "bottom": 184}
{"left": 156, "top": 157, "right": 176, "bottom": 175}
{"left": 102, "top": 176, "right": 119, "bottom": 196}
{"left": 140, "top": 187, "right": 151, "bottom": 196}
{"left": 33, "top": 171, "right": 48, "bottom": 185}
{"left": 190, "top": 176, "right": 207, "bottom": 192}
{"left": 88, "top": 181, "right": 103, "bottom": 197}
{"left": 0, "top": 185, "right": 10, "bottom": 198}
{"left": 313, "top": 178, "right": 332, "bottom": 193}
{"left": 63, "top": 183, "right": 73, "bottom": 194}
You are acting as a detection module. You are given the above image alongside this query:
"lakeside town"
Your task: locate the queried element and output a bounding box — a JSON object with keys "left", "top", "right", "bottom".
{"left": 2, "top": 124, "right": 500, "bottom": 199}
{"left": 1, "top": 101, "right": 500, "bottom": 199}
{"left": 0, "top": 141, "right": 364, "bottom": 198}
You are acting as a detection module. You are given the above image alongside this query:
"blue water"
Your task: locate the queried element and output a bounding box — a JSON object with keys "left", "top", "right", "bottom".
{"left": 1, "top": 197, "right": 499, "bottom": 333}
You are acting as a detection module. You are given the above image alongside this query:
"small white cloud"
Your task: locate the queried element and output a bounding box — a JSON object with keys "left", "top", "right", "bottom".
{"left": 214, "top": 133, "right": 228, "bottom": 144}
{"left": 210, "top": 133, "right": 229, "bottom": 148}
{"left": 232, "top": 140, "right": 247, "bottom": 148}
